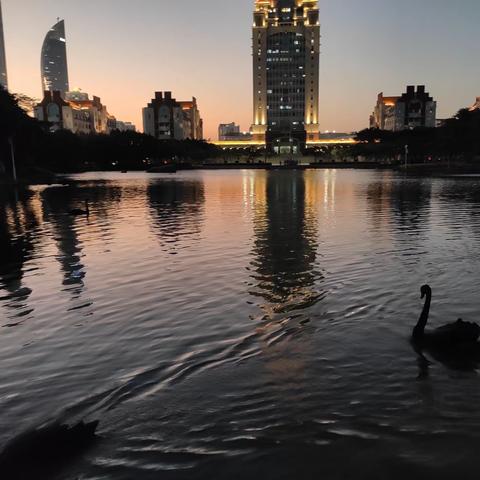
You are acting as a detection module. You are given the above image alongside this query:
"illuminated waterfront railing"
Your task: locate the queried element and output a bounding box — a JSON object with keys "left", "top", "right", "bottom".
{"left": 213, "top": 138, "right": 357, "bottom": 149}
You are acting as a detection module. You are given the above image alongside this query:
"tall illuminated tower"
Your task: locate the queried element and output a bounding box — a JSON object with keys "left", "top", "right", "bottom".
{"left": 0, "top": 0, "right": 8, "bottom": 90}
{"left": 252, "top": 0, "right": 320, "bottom": 153}
{"left": 41, "top": 19, "right": 69, "bottom": 95}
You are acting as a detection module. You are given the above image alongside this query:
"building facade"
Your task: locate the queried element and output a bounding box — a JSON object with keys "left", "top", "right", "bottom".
{"left": 65, "top": 91, "right": 116, "bottom": 134}
{"left": 219, "top": 123, "right": 240, "bottom": 140}
{"left": 252, "top": 0, "right": 320, "bottom": 153}
{"left": 179, "top": 98, "right": 203, "bottom": 140}
{"left": 34, "top": 91, "right": 90, "bottom": 134}
{"left": 116, "top": 121, "right": 136, "bottom": 132}
{"left": 0, "top": 0, "right": 7, "bottom": 90}
{"left": 41, "top": 19, "right": 69, "bottom": 96}
{"left": 370, "top": 86, "right": 437, "bottom": 131}
{"left": 34, "top": 90, "right": 119, "bottom": 134}
{"left": 218, "top": 123, "right": 253, "bottom": 141}
{"left": 143, "top": 91, "right": 204, "bottom": 140}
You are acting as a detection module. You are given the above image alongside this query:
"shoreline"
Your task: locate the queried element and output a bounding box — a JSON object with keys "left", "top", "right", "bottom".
{"left": 3, "top": 162, "right": 480, "bottom": 187}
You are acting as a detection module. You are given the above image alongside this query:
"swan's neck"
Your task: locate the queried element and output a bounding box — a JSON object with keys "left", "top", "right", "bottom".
{"left": 413, "top": 292, "right": 431, "bottom": 339}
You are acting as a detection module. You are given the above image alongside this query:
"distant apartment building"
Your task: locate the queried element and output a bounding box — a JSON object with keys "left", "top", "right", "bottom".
{"left": 469, "top": 97, "right": 480, "bottom": 111}
{"left": 41, "top": 19, "right": 69, "bottom": 97}
{"left": 34, "top": 90, "right": 120, "bottom": 134}
{"left": 143, "top": 92, "right": 204, "bottom": 140}
{"left": 0, "top": 0, "right": 8, "bottom": 90}
{"left": 370, "top": 86, "right": 437, "bottom": 131}
{"left": 219, "top": 123, "right": 240, "bottom": 140}
{"left": 218, "top": 123, "right": 253, "bottom": 141}
{"left": 320, "top": 131, "right": 354, "bottom": 141}
{"left": 65, "top": 90, "right": 116, "bottom": 134}
{"left": 115, "top": 121, "right": 136, "bottom": 132}
{"left": 34, "top": 91, "right": 90, "bottom": 134}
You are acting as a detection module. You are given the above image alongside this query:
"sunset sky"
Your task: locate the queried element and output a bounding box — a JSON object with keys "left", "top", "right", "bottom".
{"left": 3, "top": 0, "right": 480, "bottom": 139}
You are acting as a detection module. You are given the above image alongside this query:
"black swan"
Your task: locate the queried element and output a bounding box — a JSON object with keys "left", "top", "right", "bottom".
{"left": 412, "top": 285, "right": 480, "bottom": 348}
{"left": 69, "top": 200, "right": 90, "bottom": 216}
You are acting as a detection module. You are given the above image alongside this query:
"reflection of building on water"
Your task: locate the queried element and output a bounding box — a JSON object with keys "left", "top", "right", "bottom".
{"left": 365, "top": 171, "right": 394, "bottom": 232}
{"left": 250, "top": 171, "right": 322, "bottom": 315}
{"left": 365, "top": 173, "right": 433, "bottom": 254}
{"left": 41, "top": 184, "right": 122, "bottom": 298}
{"left": 41, "top": 185, "right": 121, "bottom": 299}
{"left": 41, "top": 188, "right": 87, "bottom": 298}
{"left": 0, "top": 191, "right": 43, "bottom": 316}
{"left": 390, "top": 179, "right": 432, "bottom": 235}
{"left": 247, "top": 171, "right": 324, "bottom": 394}
{"left": 147, "top": 180, "right": 205, "bottom": 251}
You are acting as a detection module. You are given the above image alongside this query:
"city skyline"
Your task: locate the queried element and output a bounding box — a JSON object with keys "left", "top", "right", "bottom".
{"left": 2, "top": 0, "right": 480, "bottom": 139}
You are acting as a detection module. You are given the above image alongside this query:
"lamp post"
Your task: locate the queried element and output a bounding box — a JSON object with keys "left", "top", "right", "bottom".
{"left": 8, "top": 136, "right": 17, "bottom": 183}
{"left": 404, "top": 144, "right": 409, "bottom": 170}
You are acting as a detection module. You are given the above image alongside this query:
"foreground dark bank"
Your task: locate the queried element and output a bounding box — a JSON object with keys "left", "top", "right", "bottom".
{"left": 0, "top": 420, "right": 99, "bottom": 480}
{"left": 2, "top": 170, "right": 480, "bottom": 479}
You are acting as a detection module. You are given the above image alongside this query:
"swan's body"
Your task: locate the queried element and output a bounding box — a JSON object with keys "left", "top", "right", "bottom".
{"left": 412, "top": 285, "right": 480, "bottom": 348}
{"left": 69, "top": 200, "right": 90, "bottom": 217}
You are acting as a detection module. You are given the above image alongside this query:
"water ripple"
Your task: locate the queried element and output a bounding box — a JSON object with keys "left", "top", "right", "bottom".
{"left": 2, "top": 171, "right": 480, "bottom": 479}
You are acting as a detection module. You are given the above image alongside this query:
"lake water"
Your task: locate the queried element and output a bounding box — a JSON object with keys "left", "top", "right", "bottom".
{"left": 1, "top": 170, "right": 480, "bottom": 479}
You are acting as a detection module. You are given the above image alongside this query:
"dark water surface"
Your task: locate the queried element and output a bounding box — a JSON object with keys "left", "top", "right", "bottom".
{"left": 2, "top": 170, "right": 480, "bottom": 479}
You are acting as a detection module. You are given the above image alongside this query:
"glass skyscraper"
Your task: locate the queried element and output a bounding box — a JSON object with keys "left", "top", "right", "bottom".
{"left": 41, "top": 19, "right": 69, "bottom": 95}
{"left": 252, "top": 0, "right": 320, "bottom": 153}
{"left": 0, "top": 0, "right": 8, "bottom": 90}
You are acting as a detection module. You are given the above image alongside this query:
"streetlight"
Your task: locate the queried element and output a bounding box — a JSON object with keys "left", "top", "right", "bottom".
{"left": 404, "top": 144, "right": 409, "bottom": 170}
{"left": 8, "top": 136, "right": 17, "bottom": 183}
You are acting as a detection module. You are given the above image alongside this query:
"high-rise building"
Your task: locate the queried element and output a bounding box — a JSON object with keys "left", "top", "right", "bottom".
{"left": 143, "top": 91, "right": 204, "bottom": 140}
{"left": 0, "top": 0, "right": 8, "bottom": 90}
{"left": 370, "top": 86, "right": 437, "bottom": 131}
{"left": 252, "top": 0, "right": 320, "bottom": 153}
{"left": 41, "top": 19, "right": 69, "bottom": 96}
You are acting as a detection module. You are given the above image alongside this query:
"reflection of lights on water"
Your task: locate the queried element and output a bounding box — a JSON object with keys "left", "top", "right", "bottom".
{"left": 323, "top": 169, "right": 336, "bottom": 210}
{"left": 250, "top": 175, "right": 255, "bottom": 203}
{"left": 242, "top": 172, "right": 250, "bottom": 207}
{"left": 242, "top": 171, "right": 266, "bottom": 209}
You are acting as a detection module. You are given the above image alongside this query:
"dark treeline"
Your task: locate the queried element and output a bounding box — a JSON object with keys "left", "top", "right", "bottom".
{"left": 0, "top": 87, "right": 220, "bottom": 179}
{"left": 352, "top": 109, "right": 480, "bottom": 163}
{"left": 39, "top": 130, "right": 220, "bottom": 172}
{"left": 3, "top": 85, "right": 480, "bottom": 179}
{"left": 0, "top": 88, "right": 43, "bottom": 178}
